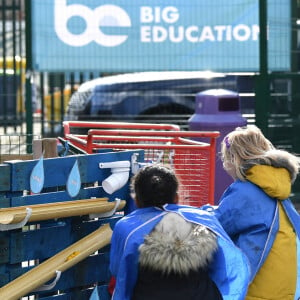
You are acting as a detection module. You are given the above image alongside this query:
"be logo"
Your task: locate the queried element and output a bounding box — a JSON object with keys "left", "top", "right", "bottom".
{"left": 54, "top": 0, "right": 131, "bottom": 47}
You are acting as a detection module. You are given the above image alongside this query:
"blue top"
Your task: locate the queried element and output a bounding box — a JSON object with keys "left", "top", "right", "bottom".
{"left": 110, "top": 204, "right": 250, "bottom": 300}
{"left": 215, "top": 179, "right": 300, "bottom": 282}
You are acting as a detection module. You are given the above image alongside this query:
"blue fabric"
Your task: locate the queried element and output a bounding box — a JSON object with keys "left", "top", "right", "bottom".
{"left": 282, "top": 199, "right": 300, "bottom": 300}
{"left": 295, "top": 237, "right": 300, "bottom": 300}
{"left": 282, "top": 199, "right": 300, "bottom": 238}
{"left": 110, "top": 204, "right": 250, "bottom": 300}
{"left": 215, "top": 180, "right": 300, "bottom": 283}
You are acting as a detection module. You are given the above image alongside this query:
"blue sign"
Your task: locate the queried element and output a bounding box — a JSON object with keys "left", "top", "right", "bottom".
{"left": 31, "top": 0, "right": 290, "bottom": 72}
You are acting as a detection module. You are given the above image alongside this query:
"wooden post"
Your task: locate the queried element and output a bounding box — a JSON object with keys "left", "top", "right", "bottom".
{"left": 33, "top": 138, "right": 58, "bottom": 159}
{"left": 42, "top": 138, "right": 58, "bottom": 158}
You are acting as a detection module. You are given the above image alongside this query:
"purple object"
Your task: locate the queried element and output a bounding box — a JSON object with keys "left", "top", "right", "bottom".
{"left": 188, "top": 89, "right": 247, "bottom": 204}
{"left": 224, "top": 136, "right": 230, "bottom": 149}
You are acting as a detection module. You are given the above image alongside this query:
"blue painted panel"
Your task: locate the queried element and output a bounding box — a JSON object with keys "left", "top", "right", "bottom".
{"left": 0, "top": 149, "right": 140, "bottom": 297}
{"left": 10, "top": 186, "right": 105, "bottom": 206}
{"left": 0, "top": 232, "right": 9, "bottom": 264}
{"left": 0, "top": 265, "right": 9, "bottom": 287}
{"left": 37, "top": 285, "right": 110, "bottom": 300}
{"left": 8, "top": 151, "right": 142, "bottom": 192}
{"left": 0, "top": 196, "right": 10, "bottom": 208}
{"left": 9, "top": 221, "right": 71, "bottom": 264}
{"left": 12, "top": 253, "right": 110, "bottom": 295}
{"left": 0, "top": 164, "right": 10, "bottom": 191}
{"left": 78, "top": 150, "right": 143, "bottom": 183}
{"left": 6, "top": 216, "right": 120, "bottom": 265}
{"left": 52, "top": 252, "right": 110, "bottom": 291}
{"left": 68, "top": 216, "right": 121, "bottom": 242}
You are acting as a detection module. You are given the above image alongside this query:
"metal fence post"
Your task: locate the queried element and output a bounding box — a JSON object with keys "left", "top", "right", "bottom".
{"left": 255, "top": 0, "right": 269, "bottom": 137}
{"left": 25, "top": 0, "right": 33, "bottom": 152}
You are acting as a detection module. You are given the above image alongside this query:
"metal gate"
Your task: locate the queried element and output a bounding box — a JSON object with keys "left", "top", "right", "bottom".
{"left": 0, "top": 0, "right": 25, "bottom": 133}
{"left": 1, "top": 1, "right": 300, "bottom": 159}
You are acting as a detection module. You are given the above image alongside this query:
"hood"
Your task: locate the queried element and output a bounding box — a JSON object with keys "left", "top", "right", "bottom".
{"left": 246, "top": 165, "right": 291, "bottom": 200}
{"left": 138, "top": 212, "right": 218, "bottom": 275}
{"left": 244, "top": 149, "right": 300, "bottom": 200}
{"left": 244, "top": 149, "right": 300, "bottom": 183}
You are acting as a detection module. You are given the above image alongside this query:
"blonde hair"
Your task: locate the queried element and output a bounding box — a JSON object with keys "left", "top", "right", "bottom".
{"left": 221, "top": 125, "right": 299, "bottom": 181}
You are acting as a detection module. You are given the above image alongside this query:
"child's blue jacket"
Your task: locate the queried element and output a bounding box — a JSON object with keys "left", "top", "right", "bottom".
{"left": 109, "top": 204, "right": 250, "bottom": 300}
{"left": 215, "top": 179, "right": 300, "bottom": 282}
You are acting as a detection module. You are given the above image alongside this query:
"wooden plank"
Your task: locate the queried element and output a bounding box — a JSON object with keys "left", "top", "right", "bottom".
{"left": 10, "top": 252, "right": 110, "bottom": 294}
{"left": 36, "top": 285, "right": 110, "bottom": 300}
{"left": 9, "top": 221, "right": 71, "bottom": 265}
{"left": 0, "top": 234, "right": 9, "bottom": 264}
{"left": 0, "top": 165, "right": 10, "bottom": 192}
{"left": 10, "top": 187, "right": 104, "bottom": 206}
{"left": 5, "top": 215, "right": 121, "bottom": 265}
{"left": 37, "top": 252, "right": 110, "bottom": 295}
{"left": 0, "top": 224, "right": 112, "bottom": 300}
{"left": 33, "top": 139, "right": 43, "bottom": 159}
{"left": 0, "top": 197, "right": 10, "bottom": 209}
{"left": 0, "top": 266, "right": 9, "bottom": 288}
{"left": 42, "top": 138, "right": 58, "bottom": 158}
{"left": 8, "top": 150, "right": 143, "bottom": 192}
{"left": 0, "top": 154, "right": 33, "bottom": 163}
{"left": 10, "top": 186, "right": 130, "bottom": 209}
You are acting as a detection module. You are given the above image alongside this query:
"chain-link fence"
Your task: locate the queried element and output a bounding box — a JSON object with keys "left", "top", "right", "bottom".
{"left": 1, "top": 1, "right": 300, "bottom": 155}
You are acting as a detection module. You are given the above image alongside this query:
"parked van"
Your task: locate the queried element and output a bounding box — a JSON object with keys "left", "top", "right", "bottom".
{"left": 65, "top": 71, "right": 254, "bottom": 126}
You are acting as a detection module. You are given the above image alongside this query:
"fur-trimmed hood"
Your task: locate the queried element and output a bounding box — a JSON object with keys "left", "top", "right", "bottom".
{"left": 244, "top": 149, "right": 300, "bottom": 183}
{"left": 138, "top": 212, "right": 218, "bottom": 275}
{"left": 245, "top": 150, "right": 300, "bottom": 200}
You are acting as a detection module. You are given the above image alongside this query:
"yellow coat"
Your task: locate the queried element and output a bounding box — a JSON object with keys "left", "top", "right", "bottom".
{"left": 246, "top": 165, "right": 297, "bottom": 300}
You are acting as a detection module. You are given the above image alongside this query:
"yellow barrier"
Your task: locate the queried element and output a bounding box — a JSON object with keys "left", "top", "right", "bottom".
{"left": 0, "top": 57, "right": 26, "bottom": 114}
{"left": 44, "top": 89, "right": 71, "bottom": 122}
{"left": 0, "top": 56, "right": 26, "bottom": 70}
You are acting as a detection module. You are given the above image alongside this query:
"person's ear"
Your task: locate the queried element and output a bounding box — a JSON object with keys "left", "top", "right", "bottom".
{"left": 134, "top": 196, "right": 142, "bottom": 208}
{"left": 174, "top": 193, "right": 179, "bottom": 204}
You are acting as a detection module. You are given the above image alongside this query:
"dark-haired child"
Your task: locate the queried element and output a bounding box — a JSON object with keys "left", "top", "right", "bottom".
{"left": 109, "top": 164, "right": 250, "bottom": 300}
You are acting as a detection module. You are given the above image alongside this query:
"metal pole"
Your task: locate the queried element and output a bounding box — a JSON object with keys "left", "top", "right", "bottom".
{"left": 2, "top": 0, "right": 7, "bottom": 133}
{"left": 255, "top": 0, "right": 269, "bottom": 136}
{"left": 290, "top": 0, "right": 300, "bottom": 201}
{"left": 291, "top": 0, "right": 300, "bottom": 152}
{"left": 25, "top": 0, "right": 33, "bottom": 152}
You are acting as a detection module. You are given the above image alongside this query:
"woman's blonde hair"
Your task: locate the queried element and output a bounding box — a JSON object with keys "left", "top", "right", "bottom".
{"left": 221, "top": 125, "right": 275, "bottom": 181}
